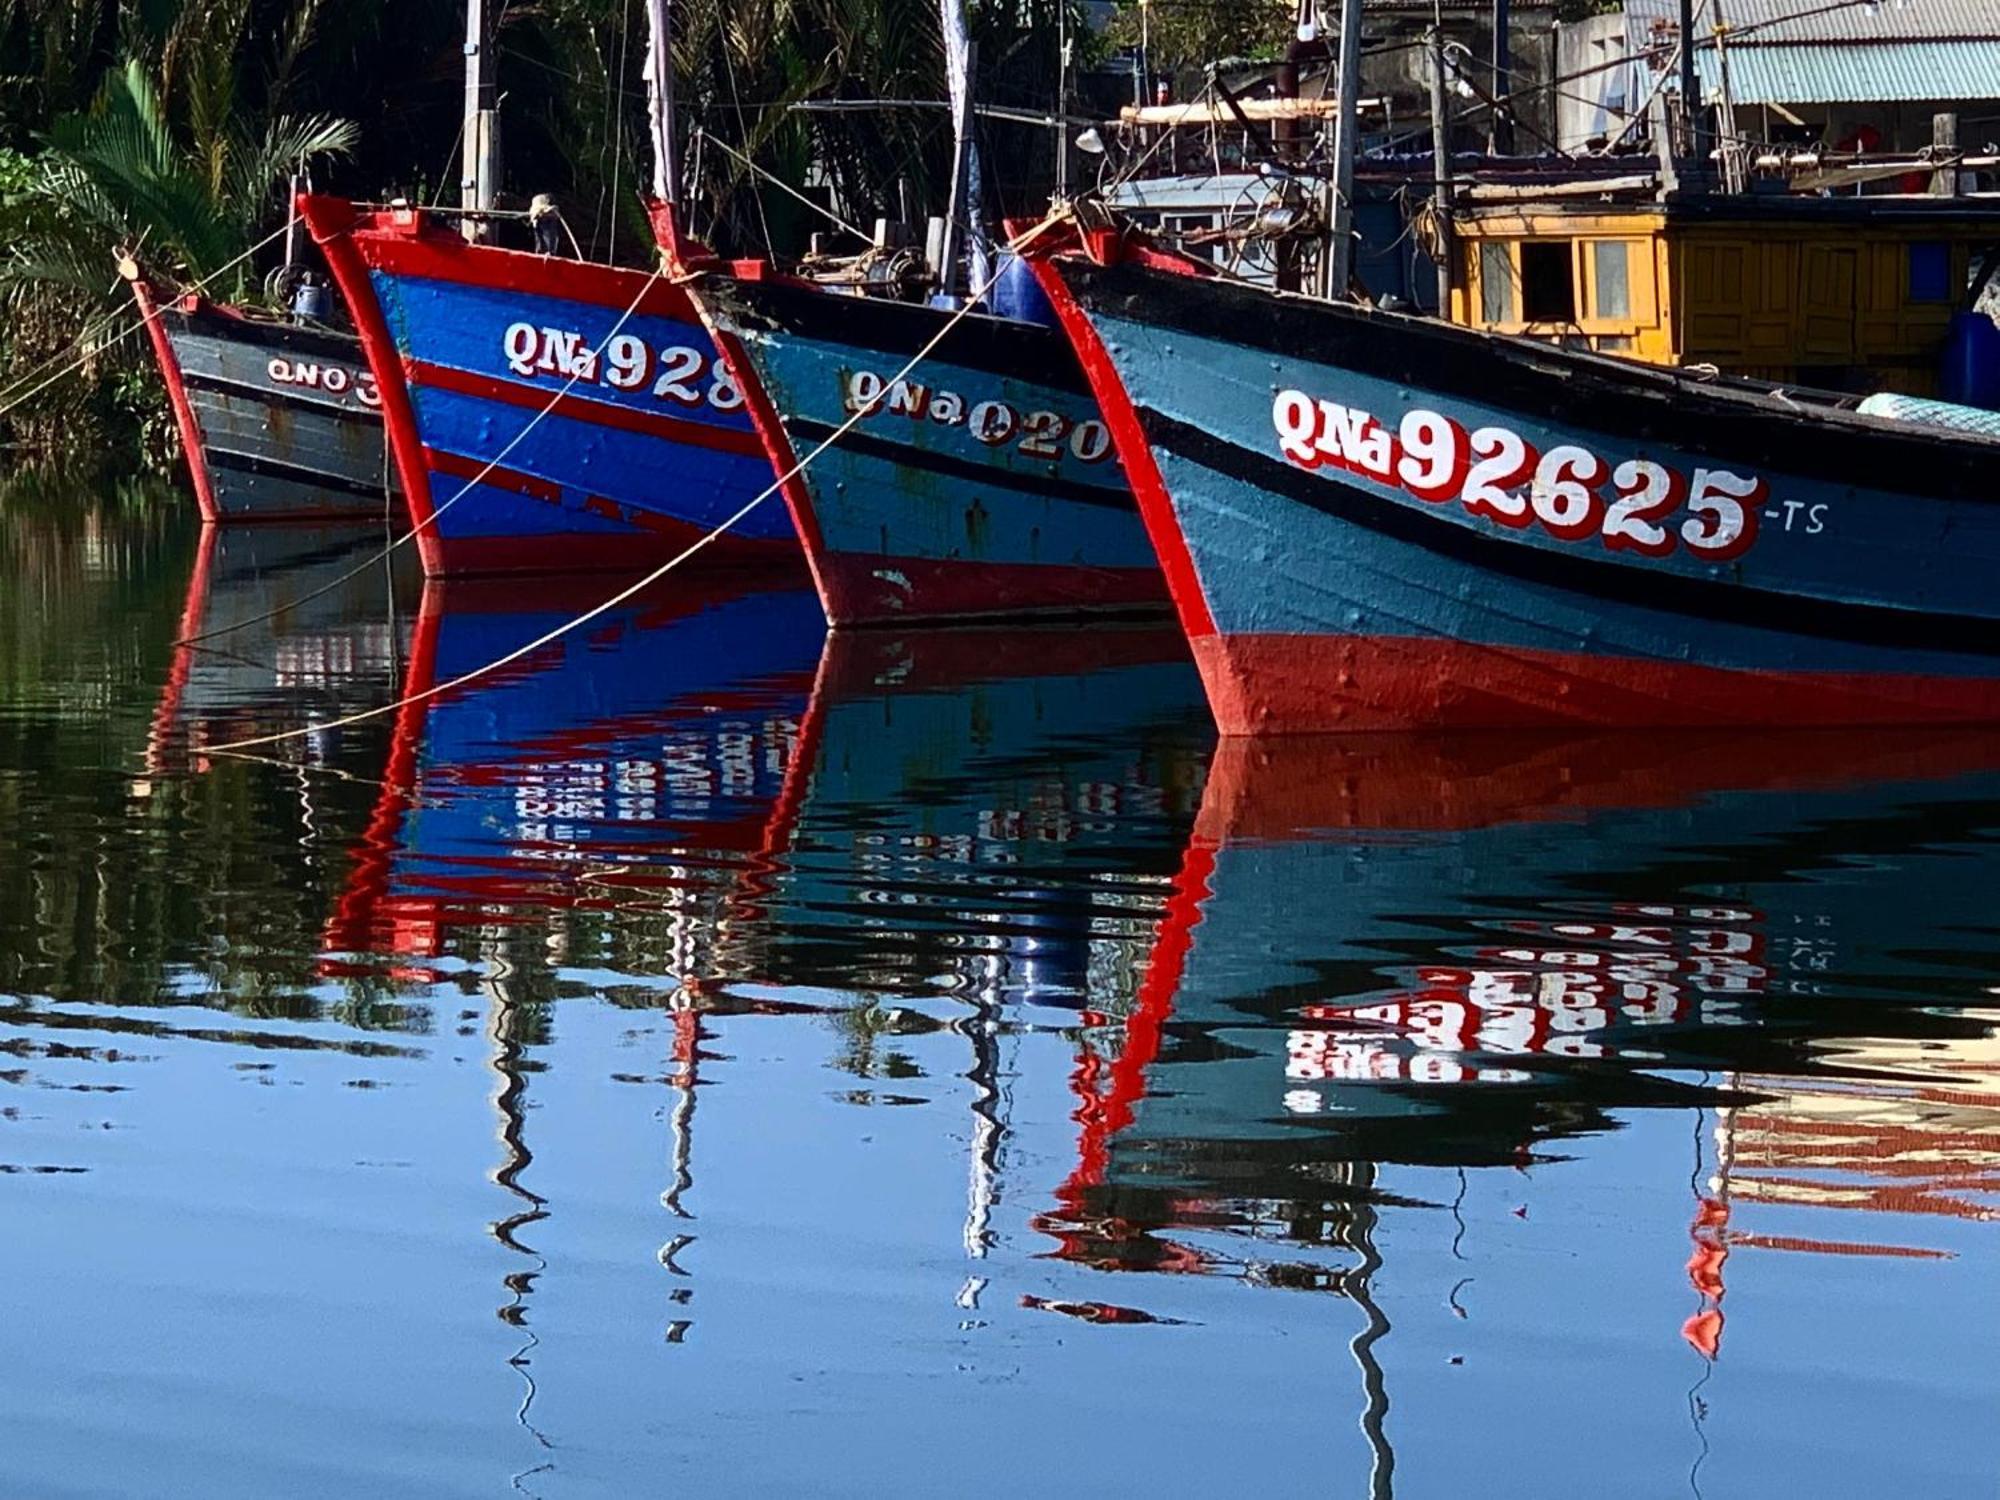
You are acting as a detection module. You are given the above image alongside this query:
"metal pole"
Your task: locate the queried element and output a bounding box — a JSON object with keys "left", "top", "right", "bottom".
{"left": 462, "top": 0, "right": 500, "bottom": 241}
{"left": 1327, "top": 0, "right": 1364, "bottom": 299}
{"left": 1678, "top": 0, "right": 1706, "bottom": 190}
{"left": 1488, "top": 0, "right": 1512, "bottom": 155}
{"left": 1056, "top": 0, "right": 1071, "bottom": 201}
{"left": 1711, "top": 0, "right": 1740, "bottom": 191}
{"left": 1429, "top": 27, "right": 1456, "bottom": 315}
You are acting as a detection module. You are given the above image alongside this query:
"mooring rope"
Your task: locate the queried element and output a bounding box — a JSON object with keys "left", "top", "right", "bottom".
{"left": 176, "top": 260, "right": 668, "bottom": 648}
{"left": 199, "top": 208, "right": 1073, "bottom": 760}
{"left": 0, "top": 222, "right": 298, "bottom": 422}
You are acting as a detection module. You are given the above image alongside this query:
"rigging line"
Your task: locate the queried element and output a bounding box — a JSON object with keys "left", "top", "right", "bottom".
{"left": 0, "top": 277, "right": 134, "bottom": 410}
{"left": 431, "top": 109, "right": 471, "bottom": 208}
{"left": 173, "top": 260, "right": 668, "bottom": 649}
{"left": 0, "top": 219, "right": 296, "bottom": 421}
{"left": 717, "top": 31, "right": 778, "bottom": 262}
{"left": 695, "top": 129, "right": 872, "bottom": 244}
{"left": 1102, "top": 76, "right": 1222, "bottom": 198}
{"left": 198, "top": 208, "right": 1074, "bottom": 760}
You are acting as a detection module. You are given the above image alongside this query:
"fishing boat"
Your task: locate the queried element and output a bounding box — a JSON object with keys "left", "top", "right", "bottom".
{"left": 293, "top": 0, "right": 792, "bottom": 579}
{"left": 679, "top": 266, "right": 1162, "bottom": 625}
{"left": 1027, "top": 210, "right": 2000, "bottom": 733}
{"left": 645, "top": 0, "right": 1163, "bottom": 626}
{"left": 301, "top": 197, "right": 794, "bottom": 578}
{"left": 122, "top": 258, "right": 391, "bottom": 524}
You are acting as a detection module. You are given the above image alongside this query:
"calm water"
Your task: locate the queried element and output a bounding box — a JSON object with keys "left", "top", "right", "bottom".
{"left": 3, "top": 505, "right": 1996, "bottom": 1497}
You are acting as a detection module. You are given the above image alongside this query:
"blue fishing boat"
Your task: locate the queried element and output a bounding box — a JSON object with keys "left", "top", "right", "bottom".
{"left": 1029, "top": 220, "right": 2000, "bottom": 732}
{"left": 683, "top": 269, "right": 1165, "bottom": 626}
{"left": 297, "top": 198, "right": 794, "bottom": 579}
{"left": 640, "top": 0, "right": 1160, "bottom": 627}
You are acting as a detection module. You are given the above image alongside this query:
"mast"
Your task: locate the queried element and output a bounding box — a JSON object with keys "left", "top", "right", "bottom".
{"left": 1055, "top": 0, "right": 1071, "bottom": 202}
{"left": 1710, "top": 0, "right": 1742, "bottom": 192}
{"left": 1326, "top": 0, "right": 1365, "bottom": 298}
{"left": 461, "top": 0, "right": 501, "bottom": 242}
{"left": 1427, "top": 24, "right": 1456, "bottom": 315}
{"left": 1488, "top": 0, "right": 1512, "bottom": 155}
{"left": 937, "top": 0, "right": 988, "bottom": 298}
{"left": 644, "top": 0, "right": 679, "bottom": 205}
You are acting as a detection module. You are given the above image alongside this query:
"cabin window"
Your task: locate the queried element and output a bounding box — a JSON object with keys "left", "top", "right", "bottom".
{"left": 1591, "top": 240, "right": 1631, "bottom": 319}
{"left": 1480, "top": 242, "right": 1515, "bottom": 323}
{"left": 1908, "top": 241, "right": 1951, "bottom": 302}
{"left": 1520, "top": 241, "right": 1577, "bottom": 323}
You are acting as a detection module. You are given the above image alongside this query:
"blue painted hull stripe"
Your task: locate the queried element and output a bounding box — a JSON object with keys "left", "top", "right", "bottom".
{"left": 1145, "top": 408, "right": 2000, "bottom": 659}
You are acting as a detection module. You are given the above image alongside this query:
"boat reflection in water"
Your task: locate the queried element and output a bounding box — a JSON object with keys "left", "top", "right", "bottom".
{"left": 326, "top": 570, "right": 826, "bottom": 984}
{"left": 1042, "top": 728, "right": 2000, "bottom": 1482}
{"left": 147, "top": 521, "right": 411, "bottom": 774}
{"left": 322, "top": 589, "right": 1211, "bottom": 1368}
{"left": 747, "top": 625, "right": 1210, "bottom": 1005}
{"left": 321, "top": 566, "right": 829, "bottom": 1420}
{"left": 301, "top": 575, "right": 1994, "bottom": 1488}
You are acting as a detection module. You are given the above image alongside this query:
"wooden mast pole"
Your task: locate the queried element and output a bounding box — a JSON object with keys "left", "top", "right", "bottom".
{"left": 645, "top": 0, "right": 679, "bottom": 206}
{"left": 461, "top": 0, "right": 501, "bottom": 242}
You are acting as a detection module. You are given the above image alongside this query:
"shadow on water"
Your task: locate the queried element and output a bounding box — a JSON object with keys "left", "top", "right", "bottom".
{"left": 1, "top": 501, "right": 1996, "bottom": 1495}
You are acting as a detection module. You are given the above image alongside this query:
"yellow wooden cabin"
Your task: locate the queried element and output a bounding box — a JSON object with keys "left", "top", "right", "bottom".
{"left": 1448, "top": 196, "right": 2000, "bottom": 395}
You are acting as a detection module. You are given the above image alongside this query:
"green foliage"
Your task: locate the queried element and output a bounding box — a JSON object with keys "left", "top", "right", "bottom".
{"left": 5, "top": 55, "right": 354, "bottom": 295}
{"left": 1103, "top": 0, "right": 1293, "bottom": 84}
{"left": 0, "top": 4, "right": 356, "bottom": 460}
{"left": 0, "top": 0, "right": 1077, "bottom": 463}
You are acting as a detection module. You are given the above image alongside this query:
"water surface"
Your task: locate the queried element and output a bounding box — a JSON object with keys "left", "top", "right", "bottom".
{"left": 2, "top": 505, "right": 1996, "bottom": 1497}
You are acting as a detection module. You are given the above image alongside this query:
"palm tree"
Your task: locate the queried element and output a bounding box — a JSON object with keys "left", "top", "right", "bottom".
{"left": 0, "top": 17, "right": 353, "bottom": 462}
{"left": 3, "top": 56, "right": 354, "bottom": 301}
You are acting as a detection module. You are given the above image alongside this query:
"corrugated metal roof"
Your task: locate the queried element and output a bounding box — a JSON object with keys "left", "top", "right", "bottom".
{"left": 1626, "top": 0, "right": 2000, "bottom": 44}
{"left": 1693, "top": 38, "right": 2000, "bottom": 102}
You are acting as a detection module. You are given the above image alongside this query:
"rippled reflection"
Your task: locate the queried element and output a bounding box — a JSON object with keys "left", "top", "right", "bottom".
{"left": 1, "top": 503, "right": 1995, "bottom": 1497}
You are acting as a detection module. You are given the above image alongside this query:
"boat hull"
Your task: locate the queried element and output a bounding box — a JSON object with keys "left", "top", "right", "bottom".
{"left": 301, "top": 197, "right": 795, "bottom": 577}
{"left": 132, "top": 281, "right": 390, "bottom": 524}
{"left": 1031, "top": 250, "right": 2000, "bottom": 732}
{"left": 690, "top": 270, "right": 1164, "bottom": 625}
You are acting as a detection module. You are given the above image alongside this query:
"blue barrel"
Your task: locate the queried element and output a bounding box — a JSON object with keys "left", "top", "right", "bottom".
{"left": 989, "top": 252, "right": 1057, "bottom": 328}
{"left": 291, "top": 279, "right": 332, "bottom": 322}
{"left": 1938, "top": 311, "right": 2000, "bottom": 410}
